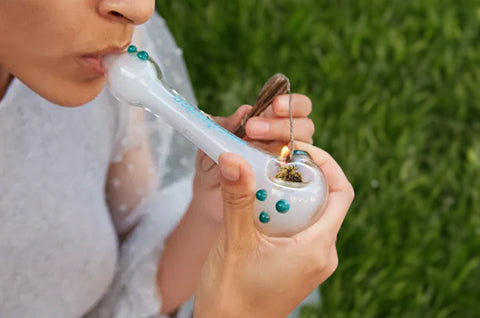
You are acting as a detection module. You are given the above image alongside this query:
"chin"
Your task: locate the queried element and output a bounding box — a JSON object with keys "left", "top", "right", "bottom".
{"left": 51, "top": 77, "right": 106, "bottom": 107}
{"left": 21, "top": 75, "right": 107, "bottom": 107}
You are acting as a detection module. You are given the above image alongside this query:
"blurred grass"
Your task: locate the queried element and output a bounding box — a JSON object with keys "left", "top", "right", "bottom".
{"left": 156, "top": 0, "right": 480, "bottom": 317}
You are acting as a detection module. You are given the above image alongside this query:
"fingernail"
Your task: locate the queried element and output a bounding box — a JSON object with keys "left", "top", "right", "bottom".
{"left": 220, "top": 161, "right": 240, "bottom": 181}
{"left": 249, "top": 120, "right": 270, "bottom": 136}
{"left": 278, "top": 95, "right": 289, "bottom": 110}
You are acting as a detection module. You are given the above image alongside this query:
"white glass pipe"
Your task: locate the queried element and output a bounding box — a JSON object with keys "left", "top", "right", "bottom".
{"left": 103, "top": 48, "right": 328, "bottom": 236}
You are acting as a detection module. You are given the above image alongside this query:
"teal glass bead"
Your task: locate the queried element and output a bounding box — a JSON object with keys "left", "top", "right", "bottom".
{"left": 259, "top": 211, "right": 270, "bottom": 223}
{"left": 127, "top": 45, "right": 137, "bottom": 53}
{"left": 293, "top": 150, "right": 311, "bottom": 158}
{"left": 275, "top": 199, "right": 290, "bottom": 213}
{"left": 256, "top": 189, "right": 267, "bottom": 201}
{"left": 137, "top": 50, "right": 149, "bottom": 61}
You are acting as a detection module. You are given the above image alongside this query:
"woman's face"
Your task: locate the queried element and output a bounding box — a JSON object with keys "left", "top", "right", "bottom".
{"left": 0, "top": 0, "right": 155, "bottom": 106}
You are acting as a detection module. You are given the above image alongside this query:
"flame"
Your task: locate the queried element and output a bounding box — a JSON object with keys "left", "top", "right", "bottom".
{"left": 280, "top": 146, "right": 290, "bottom": 161}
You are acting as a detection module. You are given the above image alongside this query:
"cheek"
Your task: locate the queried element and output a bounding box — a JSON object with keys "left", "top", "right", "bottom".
{"left": 0, "top": 1, "right": 105, "bottom": 106}
{"left": 0, "top": 0, "right": 87, "bottom": 54}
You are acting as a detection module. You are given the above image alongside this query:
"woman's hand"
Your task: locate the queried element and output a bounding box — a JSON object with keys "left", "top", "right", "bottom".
{"left": 156, "top": 95, "right": 316, "bottom": 313}
{"left": 194, "top": 142, "right": 354, "bottom": 318}
{"left": 192, "top": 94, "right": 315, "bottom": 223}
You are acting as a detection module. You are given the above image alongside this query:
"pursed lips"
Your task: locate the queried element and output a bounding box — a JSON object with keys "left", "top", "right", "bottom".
{"left": 78, "top": 42, "right": 131, "bottom": 76}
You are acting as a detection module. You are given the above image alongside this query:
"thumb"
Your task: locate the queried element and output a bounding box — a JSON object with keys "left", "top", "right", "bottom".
{"left": 218, "top": 152, "right": 257, "bottom": 248}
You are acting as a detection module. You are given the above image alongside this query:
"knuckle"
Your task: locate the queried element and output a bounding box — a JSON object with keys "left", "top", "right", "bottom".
{"left": 309, "top": 250, "right": 338, "bottom": 278}
{"left": 307, "top": 255, "right": 328, "bottom": 277}
{"left": 303, "top": 236, "right": 340, "bottom": 277}
{"left": 303, "top": 247, "right": 328, "bottom": 274}
{"left": 325, "top": 233, "right": 338, "bottom": 248}
{"left": 326, "top": 254, "right": 339, "bottom": 276}
{"left": 316, "top": 254, "right": 330, "bottom": 270}
{"left": 238, "top": 104, "right": 253, "bottom": 116}
{"left": 222, "top": 189, "right": 253, "bottom": 209}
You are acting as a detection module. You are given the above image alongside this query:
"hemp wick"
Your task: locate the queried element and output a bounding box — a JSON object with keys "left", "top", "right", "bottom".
{"left": 234, "top": 73, "right": 295, "bottom": 160}
{"left": 202, "top": 73, "right": 296, "bottom": 172}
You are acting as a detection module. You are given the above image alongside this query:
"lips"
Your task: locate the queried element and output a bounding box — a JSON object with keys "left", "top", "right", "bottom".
{"left": 79, "top": 55, "right": 105, "bottom": 75}
{"left": 78, "top": 42, "right": 131, "bottom": 77}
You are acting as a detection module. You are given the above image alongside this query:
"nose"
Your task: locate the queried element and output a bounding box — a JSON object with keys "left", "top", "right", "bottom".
{"left": 97, "top": 0, "right": 155, "bottom": 25}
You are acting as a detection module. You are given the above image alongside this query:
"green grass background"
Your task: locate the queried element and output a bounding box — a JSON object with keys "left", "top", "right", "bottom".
{"left": 156, "top": 0, "right": 480, "bottom": 317}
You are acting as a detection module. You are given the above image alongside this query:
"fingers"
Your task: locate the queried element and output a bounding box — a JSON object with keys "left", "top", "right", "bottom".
{"left": 247, "top": 140, "right": 287, "bottom": 155}
{"left": 318, "top": 188, "right": 354, "bottom": 236}
{"left": 293, "top": 142, "right": 354, "bottom": 240}
{"left": 244, "top": 117, "right": 314, "bottom": 143}
{"left": 218, "top": 153, "right": 257, "bottom": 249}
{"left": 294, "top": 142, "right": 350, "bottom": 193}
{"left": 262, "top": 94, "right": 312, "bottom": 118}
{"left": 214, "top": 104, "right": 252, "bottom": 131}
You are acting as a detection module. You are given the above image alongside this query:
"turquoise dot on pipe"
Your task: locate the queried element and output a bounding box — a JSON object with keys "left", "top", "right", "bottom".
{"left": 127, "top": 45, "right": 137, "bottom": 53}
{"left": 137, "top": 50, "right": 149, "bottom": 61}
{"left": 256, "top": 189, "right": 267, "bottom": 201}
{"left": 293, "top": 150, "right": 311, "bottom": 158}
{"left": 259, "top": 211, "right": 270, "bottom": 223}
{"left": 276, "top": 199, "right": 290, "bottom": 213}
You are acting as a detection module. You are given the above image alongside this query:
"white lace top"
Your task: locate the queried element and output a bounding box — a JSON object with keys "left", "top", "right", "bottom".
{"left": 0, "top": 13, "right": 197, "bottom": 318}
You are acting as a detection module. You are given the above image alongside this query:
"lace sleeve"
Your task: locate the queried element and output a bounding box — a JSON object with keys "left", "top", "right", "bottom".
{"left": 86, "top": 12, "right": 197, "bottom": 318}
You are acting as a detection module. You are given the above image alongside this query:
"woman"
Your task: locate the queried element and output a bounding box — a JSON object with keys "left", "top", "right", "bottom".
{"left": 0, "top": 1, "right": 354, "bottom": 317}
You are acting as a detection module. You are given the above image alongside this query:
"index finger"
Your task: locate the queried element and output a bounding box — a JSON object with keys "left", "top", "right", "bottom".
{"left": 261, "top": 94, "right": 312, "bottom": 118}
{"left": 293, "top": 142, "right": 354, "bottom": 240}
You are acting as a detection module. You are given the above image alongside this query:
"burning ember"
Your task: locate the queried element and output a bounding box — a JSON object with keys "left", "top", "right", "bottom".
{"left": 276, "top": 146, "right": 303, "bottom": 182}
